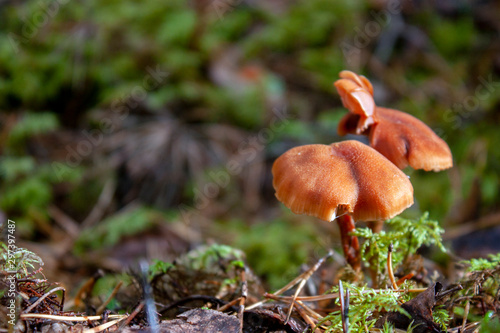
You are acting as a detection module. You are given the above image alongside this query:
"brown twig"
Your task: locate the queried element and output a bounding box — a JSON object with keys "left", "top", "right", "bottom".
{"left": 387, "top": 244, "right": 398, "bottom": 290}
{"left": 23, "top": 286, "right": 65, "bottom": 314}
{"left": 120, "top": 302, "right": 144, "bottom": 328}
{"left": 436, "top": 284, "right": 463, "bottom": 301}
{"left": 96, "top": 281, "right": 123, "bottom": 315}
{"left": 396, "top": 272, "right": 415, "bottom": 287}
{"left": 74, "top": 271, "right": 104, "bottom": 309}
{"left": 264, "top": 292, "right": 336, "bottom": 303}
{"left": 293, "top": 302, "right": 318, "bottom": 333}
{"left": 247, "top": 250, "right": 333, "bottom": 311}
{"left": 296, "top": 300, "right": 323, "bottom": 320}
{"left": 216, "top": 270, "right": 248, "bottom": 333}
{"left": 285, "top": 251, "right": 334, "bottom": 324}
{"left": 263, "top": 286, "right": 428, "bottom": 303}
{"left": 82, "top": 318, "right": 124, "bottom": 333}
{"left": 20, "top": 313, "right": 126, "bottom": 321}
{"left": 217, "top": 297, "right": 242, "bottom": 312}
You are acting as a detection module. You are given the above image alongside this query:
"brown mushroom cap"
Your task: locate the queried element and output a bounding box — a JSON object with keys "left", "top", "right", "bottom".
{"left": 334, "top": 71, "right": 375, "bottom": 134}
{"left": 369, "top": 107, "right": 453, "bottom": 171}
{"left": 272, "top": 140, "right": 414, "bottom": 222}
{"left": 336, "top": 104, "right": 453, "bottom": 171}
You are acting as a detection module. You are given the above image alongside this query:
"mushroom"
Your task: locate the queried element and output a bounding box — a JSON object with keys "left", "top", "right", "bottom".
{"left": 369, "top": 107, "right": 452, "bottom": 171}
{"left": 335, "top": 72, "right": 453, "bottom": 172}
{"left": 334, "top": 70, "right": 376, "bottom": 134}
{"left": 272, "top": 140, "right": 414, "bottom": 271}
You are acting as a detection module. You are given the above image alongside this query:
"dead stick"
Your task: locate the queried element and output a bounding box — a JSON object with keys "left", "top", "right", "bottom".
{"left": 20, "top": 313, "right": 126, "bottom": 321}
{"left": 436, "top": 284, "right": 463, "bottom": 301}
{"left": 120, "top": 302, "right": 144, "bottom": 328}
{"left": 247, "top": 250, "right": 333, "bottom": 310}
{"left": 285, "top": 251, "right": 334, "bottom": 324}
{"left": 82, "top": 318, "right": 124, "bottom": 333}
{"left": 23, "top": 286, "right": 65, "bottom": 314}
{"left": 396, "top": 273, "right": 415, "bottom": 287}
{"left": 96, "top": 281, "right": 123, "bottom": 315}
{"left": 284, "top": 275, "right": 309, "bottom": 324}
{"left": 293, "top": 302, "right": 318, "bottom": 333}
{"left": 296, "top": 300, "right": 323, "bottom": 320}
{"left": 218, "top": 297, "right": 242, "bottom": 312}
{"left": 264, "top": 287, "right": 427, "bottom": 303}
{"left": 387, "top": 244, "right": 398, "bottom": 290}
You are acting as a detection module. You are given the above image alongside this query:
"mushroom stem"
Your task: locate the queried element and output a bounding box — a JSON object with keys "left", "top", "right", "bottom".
{"left": 336, "top": 214, "right": 361, "bottom": 271}
{"left": 367, "top": 220, "right": 384, "bottom": 233}
{"left": 365, "top": 220, "right": 384, "bottom": 287}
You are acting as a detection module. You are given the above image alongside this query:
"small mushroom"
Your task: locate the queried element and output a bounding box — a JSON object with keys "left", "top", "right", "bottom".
{"left": 334, "top": 71, "right": 376, "bottom": 134}
{"left": 370, "top": 107, "right": 452, "bottom": 171}
{"left": 335, "top": 72, "right": 453, "bottom": 172}
{"left": 272, "top": 140, "right": 414, "bottom": 270}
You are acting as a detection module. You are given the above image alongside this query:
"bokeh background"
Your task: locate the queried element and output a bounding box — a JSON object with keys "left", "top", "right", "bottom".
{"left": 1, "top": 0, "right": 499, "bottom": 291}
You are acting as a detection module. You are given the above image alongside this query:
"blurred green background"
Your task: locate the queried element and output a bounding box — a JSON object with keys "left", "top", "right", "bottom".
{"left": 0, "top": 0, "right": 499, "bottom": 289}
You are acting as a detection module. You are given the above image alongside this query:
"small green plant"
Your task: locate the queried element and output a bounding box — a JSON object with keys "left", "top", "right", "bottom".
{"left": 432, "top": 305, "right": 451, "bottom": 330}
{"left": 149, "top": 259, "right": 174, "bottom": 278}
{"left": 0, "top": 242, "right": 44, "bottom": 279}
{"left": 448, "top": 254, "right": 500, "bottom": 328}
{"left": 148, "top": 243, "right": 247, "bottom": 282}
{"left": 381, "top": 321, "right": 394, "bottom": 333}
{"left": 463, "top": 253, "right": 500, "bottom": 272}
{"left": 459, "top": 253, "right": 500, "bottom": 300}
{"left": 149, "top": 244, "right": 249, "bottom": 304}
{"left": 319, "top": 282, "right": 410, "bottom": 333}
{"left": 318, "top": 213, "right": 450, "bottom": 331}
{"left": 353, "top": 212, "right": 446, "bottom": 279}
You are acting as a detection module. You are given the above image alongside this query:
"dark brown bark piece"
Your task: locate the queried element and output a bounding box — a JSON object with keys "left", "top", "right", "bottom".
{"left": 243, "top": 308, "right": 307, "bottom": 333}
{"left": 376, "top": 282, "right": 445, "bottom": 333}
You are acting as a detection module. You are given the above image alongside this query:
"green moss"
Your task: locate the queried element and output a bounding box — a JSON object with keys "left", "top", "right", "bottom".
{"left": 320, "top": 282, "right": 409, "bottom": 333}
{"left": 354, "top": 213, "right": 446, "bottom": 276}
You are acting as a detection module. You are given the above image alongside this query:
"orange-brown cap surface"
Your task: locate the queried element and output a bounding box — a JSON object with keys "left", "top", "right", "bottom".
{"left": 334, "top": 71, "right": 375, "bottom": 134}
{"left": 369, "top": 107, "right": 453, "bottom": 171}
{"left": 272, "top": 140, "right": 414, "bottom": 222}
